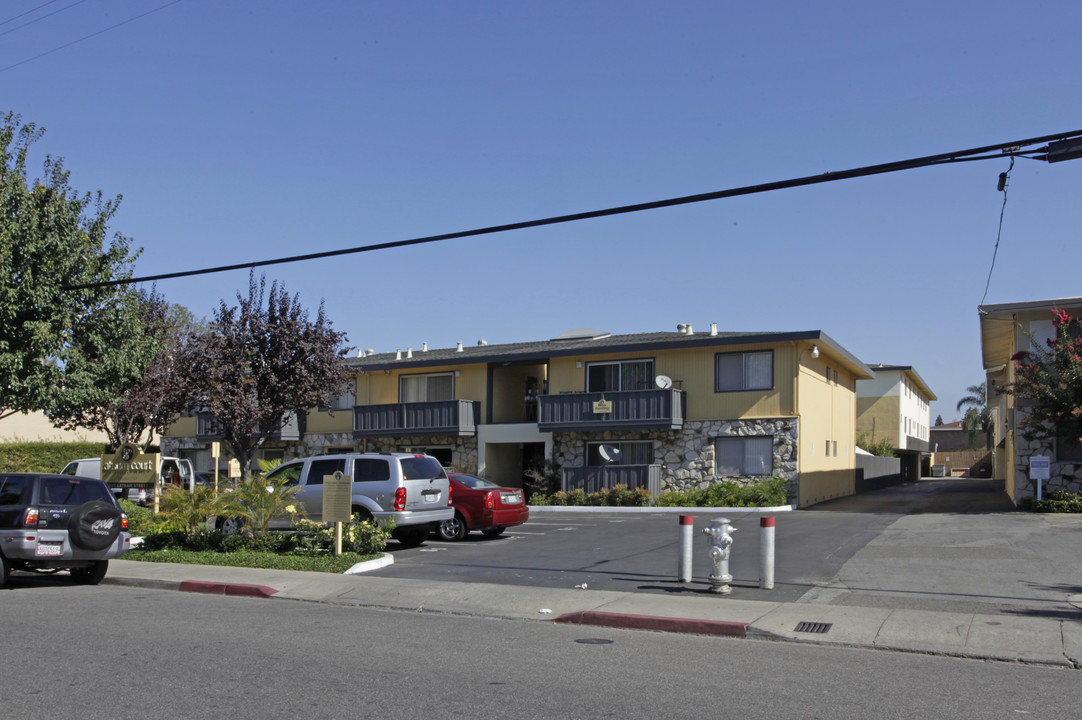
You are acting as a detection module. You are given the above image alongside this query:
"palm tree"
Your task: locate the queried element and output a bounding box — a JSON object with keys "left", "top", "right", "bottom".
{"left": 956, "top": 382, "right": 991, "bottom": 449}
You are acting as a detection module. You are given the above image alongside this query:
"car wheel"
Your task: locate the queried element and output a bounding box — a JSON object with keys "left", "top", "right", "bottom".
{"left": 69, "top": 501, "right": 123, "bottom": 551}
{"left": 0, "top": 553, "right": 9, "bottom": 588}
{"left": 218, "top": 516, "right": 245, "bottom": 535}
{"left": 352, "top": 507, "right": 374, "bottom": 523}
{"left": 481, "top": 526, "right": 506, "bottom": 538}
{"left": 437, "top": 513, "right": 468, "bottom": 541}
{"left": 70, "top": 560, "right": 109, "bottom": 585}
{"left": 394, "top": 527, "right": 429, "bottom": 547}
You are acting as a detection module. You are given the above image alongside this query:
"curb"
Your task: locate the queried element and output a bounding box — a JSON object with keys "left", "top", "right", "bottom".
{"left": 554, "top": 610, "right": 749, "bottom": 638}
{"left": 528, "top": 505, "right": 794, "bottom": 514}
{"left": 178, "top": 581, "right": 278, "bottom": 598}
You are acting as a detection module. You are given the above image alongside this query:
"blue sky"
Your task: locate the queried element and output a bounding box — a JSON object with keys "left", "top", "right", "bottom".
{"left": 4, "top": 0, "right": 1081, "bottom": 423}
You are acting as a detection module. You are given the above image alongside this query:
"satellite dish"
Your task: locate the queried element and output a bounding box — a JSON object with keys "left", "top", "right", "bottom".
{"left": 598, "top": 444, "right": 622, "bottom": 464}
{"left": 655, "top": 375, "right": 673, "bottom": 389}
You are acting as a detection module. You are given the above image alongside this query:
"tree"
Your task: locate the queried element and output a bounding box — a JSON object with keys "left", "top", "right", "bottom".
{"left": 1006, "top": 308, "right": 1082, "bottom": 449}
{"left": 956, "top": 382, "right": 990, "bottom": 449}
{"left": 0, "top": 112, "right": 138, "bottom": 420}
{"left": 934, "top": 414, "right": 944, "bottom": 426}
{"left": 48, "top": 288, "right": 204, "bottom": 450}
{"left": 186, "top": 273, "right": 349, "bottom": 480}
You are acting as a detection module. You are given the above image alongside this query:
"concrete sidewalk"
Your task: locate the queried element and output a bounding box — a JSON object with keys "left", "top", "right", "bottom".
{"left": 103, "top": 557, "right": 1082, "bottom": 669}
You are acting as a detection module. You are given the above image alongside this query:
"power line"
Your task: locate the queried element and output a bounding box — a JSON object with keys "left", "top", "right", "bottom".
{"left": 0, "top": 0, "right": 184, "bottom": 73}
{"left": 0, "top": 0, "right": 89, "bottom": 40}
{"left": 66, "top": 128, "right": 1082, "bottom": 291}
{"left": 981, "top": 156, "right": 1015, "bottom": 306}
{"left": 0, "top": 1, "right": 60, "bottom": 28}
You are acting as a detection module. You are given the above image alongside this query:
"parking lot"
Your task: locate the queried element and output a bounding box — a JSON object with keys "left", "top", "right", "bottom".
{"left": 378, "top": 508, "right": 898, "bottom": 604}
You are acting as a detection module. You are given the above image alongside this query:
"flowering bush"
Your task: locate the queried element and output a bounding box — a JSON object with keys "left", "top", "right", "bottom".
{"left": 1006, "top": 308, "right": 1082, "bottom": 449}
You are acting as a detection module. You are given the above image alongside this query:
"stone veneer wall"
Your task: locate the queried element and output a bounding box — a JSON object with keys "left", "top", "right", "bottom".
{"left": 552, "top": 418, "right": 800, "bottom": 502}
{"left": 1012, "top": 435, "right": 1082, "bottom": 501}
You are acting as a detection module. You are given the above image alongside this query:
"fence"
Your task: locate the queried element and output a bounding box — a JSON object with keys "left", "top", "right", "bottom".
{"left": 856, "top": 454, "right": 902, "bottom": 492}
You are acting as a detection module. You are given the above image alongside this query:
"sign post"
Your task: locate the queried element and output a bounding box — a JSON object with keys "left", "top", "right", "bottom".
{"left": 1030, "top": 455, "right": 1051, "bottom": 500}
{"left": 322, "top": 471, "right": 353, "bottom": 556}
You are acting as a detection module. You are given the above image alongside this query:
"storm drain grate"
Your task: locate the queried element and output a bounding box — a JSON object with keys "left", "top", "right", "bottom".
{"left": 794, "top": 621, "right": 832, "bottom": 634}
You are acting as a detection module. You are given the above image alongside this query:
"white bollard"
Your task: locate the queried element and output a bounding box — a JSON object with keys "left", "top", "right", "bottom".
{"left": 678, "top": 515, "right": 694, "bottom": 582}
{"left": 760, "top": 516, "right": 775, "bottom": 590}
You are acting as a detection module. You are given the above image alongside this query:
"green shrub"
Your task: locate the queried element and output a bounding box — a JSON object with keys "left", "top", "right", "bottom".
{"left": 1021, "top": 488, "right": 1082, "bottom": 513}
{"left": 656, "top": 476, "right": 788, "bottom": 507}
{"left": 529, "top": 484, "right": 652, "bottom": 507}
{"left": 0, "top": 441, "right": 110, "bottom": 473}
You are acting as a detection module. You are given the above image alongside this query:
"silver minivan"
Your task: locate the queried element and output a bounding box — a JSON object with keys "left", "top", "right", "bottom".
{"left": 256, "top": 452, "right": 453, "bottom": 546}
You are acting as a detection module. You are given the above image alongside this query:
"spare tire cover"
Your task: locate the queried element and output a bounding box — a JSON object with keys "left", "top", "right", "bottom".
{"left": 69, "top": 501, "right": 123, "bottom": 551}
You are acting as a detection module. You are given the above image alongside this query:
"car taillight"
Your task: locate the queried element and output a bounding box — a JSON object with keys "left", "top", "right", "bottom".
{"left": 121, "top": 513, "right": 129, "bottom": 531}
{"left": 447, "top": 484, "right": 453, "bottom": 507}
{"left": 394, "top": 487, "right": 406, "bottom": 511}
{"left": 23, "top": 507, "right": 39, "bottom": 527}
{"left": 485, "top": 491, "right": 496, "bottom": 510}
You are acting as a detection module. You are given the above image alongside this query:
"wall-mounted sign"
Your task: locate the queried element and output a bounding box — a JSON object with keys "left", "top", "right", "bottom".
{"left": 592, "top": 399, "right": 613, "bottom": 414}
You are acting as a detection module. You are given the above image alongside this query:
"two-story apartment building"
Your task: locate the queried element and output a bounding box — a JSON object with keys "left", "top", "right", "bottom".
{"left": 856, "top": 364, "right": 936, "bottom": 451}
{"left": 980, "top": 296, "right": 1082, "bottom": 504}
{"left": 163, "top": 324, "right": 874, "bottom": 508}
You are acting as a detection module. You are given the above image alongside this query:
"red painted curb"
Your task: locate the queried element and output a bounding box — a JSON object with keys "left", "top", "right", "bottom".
{"left": 178, "top": 581, "right": 278, "bottom": 598}
{"left": 554, "top": 610, "right": 748, "bottom": 638}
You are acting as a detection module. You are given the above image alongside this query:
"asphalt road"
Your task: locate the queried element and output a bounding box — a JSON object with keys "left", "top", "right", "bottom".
{"left": 3, "top": 582, "right": 1080, "bottom": 720}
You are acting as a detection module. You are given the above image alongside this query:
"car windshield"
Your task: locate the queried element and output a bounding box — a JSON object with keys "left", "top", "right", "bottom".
{"left": 400, "top": 456, "right": 446, "bottom": 481}
{"left": 38, "top": 478, "right": 114, "bottom": 506}
{"left": 452, "top": 475, "right": 500, "bottom": 490}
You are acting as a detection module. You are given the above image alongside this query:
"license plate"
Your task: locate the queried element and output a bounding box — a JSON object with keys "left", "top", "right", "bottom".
{"left": 423, "top": 493, "right": 438, "bottom": 503}
{"left": 501, "top": 492, "right": 522, "bottom": 504}
{"left": 35, "top": 542, "right": 62, "bottom": 557}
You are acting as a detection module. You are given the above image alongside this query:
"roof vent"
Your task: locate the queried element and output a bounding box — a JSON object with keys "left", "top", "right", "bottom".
{"left": 686, "top": 324, "right": 693, "bottom": 335}
{"left": 677, "top": 324, "right": 687, "bottom": 333}
{"left": 710, "top": 323, "right": 718, "bottom": 336}
{"left": 366, "top": 349, "right": 374, "bottom": 357}
{"left": 395, "top": 349, "right": 402, "bottom": 360}
{"left": 422, "top": 342, "right": 428, "bottom": 352}
{"left": 356, "top": 348, "right": 365, "bottom": 358}
{"left": 456, "top": 342, "right": 463, "bottom": 352}
{"left": 406, "top": 348, "right": 413, "bottom": 358}
{"left": 478, "top": 339, "right": 487, "bottom": 346}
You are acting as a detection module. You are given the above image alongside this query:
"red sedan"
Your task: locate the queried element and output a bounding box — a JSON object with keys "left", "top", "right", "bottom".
{"left": 436, "top": 473, "right": 529, "bottom": 541}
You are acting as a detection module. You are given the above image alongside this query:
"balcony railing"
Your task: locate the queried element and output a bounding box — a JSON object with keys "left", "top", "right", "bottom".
{"left": 195, "top": 412, "right": 301, "bottom": 442}
{"left": 537, "top": 389, "right": 686, "bottom": 432}
{"left": 353, "top": 400, "right": 480, "bottom": 438}
{"left": 561, "top": 464, "right": 662, "bottom": 497}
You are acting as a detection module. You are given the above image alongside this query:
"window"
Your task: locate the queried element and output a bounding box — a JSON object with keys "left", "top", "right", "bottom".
{"left": 330, "top": 379, "right": 356, "bottom": 411}
{"left": 265, "top": 461, "right": 306, "bottom": 486}
{"left": 353, "top": 458, "right": 391, "bottom": 482}
{"left": 715, "top": 351, "right": 773, "bottom": 392}
{"left": 586, "top": 441, "right": 653, "bottom": 466}
{"left": 715, "top": 437, "right": 773, "bottom": 475}
{"left": 0, "top": 475, "right": 30, "bottom": 505}
{"left": 586, "top": 359, "right": 654, "bottom": 392}
{"left": 400, "top": 372, "right": 454, "bottom": 402}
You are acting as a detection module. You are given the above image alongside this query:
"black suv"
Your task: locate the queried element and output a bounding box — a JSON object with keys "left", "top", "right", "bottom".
{"left": 0, "top": 473, "right": 131, "bottom": 587}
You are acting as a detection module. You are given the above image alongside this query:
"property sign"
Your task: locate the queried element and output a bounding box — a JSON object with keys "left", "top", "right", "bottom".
{"left": 101, "top": 445, "right": 160, "bottom": 488}
{"left": 1030, "top": 455, "right": 1051, "bottom": 480}
{"left": 322, "top": 471, "right": 353, "bottom": 523}
{"left": 592, "top": 399, "right": 613, "bottom": 414}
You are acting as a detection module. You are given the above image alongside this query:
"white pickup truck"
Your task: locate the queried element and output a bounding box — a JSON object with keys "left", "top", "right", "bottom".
{"left": 60, "top": 456, "right": 196, "bottom": 504}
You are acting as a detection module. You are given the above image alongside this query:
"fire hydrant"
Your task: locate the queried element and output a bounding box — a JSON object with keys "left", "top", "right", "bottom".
{"left": 703, "top": 517, "right": 737, "bottom": 594}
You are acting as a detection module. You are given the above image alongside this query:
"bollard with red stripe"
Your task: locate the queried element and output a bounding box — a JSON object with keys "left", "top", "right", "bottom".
{"left": 678, "top": 515, "right": 694, "bottom": 582}
{"left": 760, "top": 516, "right": 775, "bottom": 589}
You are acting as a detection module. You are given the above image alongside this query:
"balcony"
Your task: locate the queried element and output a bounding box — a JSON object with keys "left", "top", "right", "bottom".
{"left": 562, "top": 464, "right": 663, "bottom": 497}
{"left": 537, "top": 389, "right": 686, "bottom": 432}
{"left": 353, "top": 400, "right": 480, "bottom": 438}
{"left": 195, "top": 412, "right": 302, "bottom": 442}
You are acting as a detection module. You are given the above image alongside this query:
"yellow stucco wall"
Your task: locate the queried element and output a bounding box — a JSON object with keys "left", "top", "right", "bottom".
{"left": 856, "top": 396, "right": 900, "bottom": 444}
{"left": 795, "top": 353, "right": 857, "bottom": 507}
{"left": 355, "top": 364, "right": 487, "bottom": 416}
